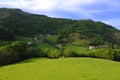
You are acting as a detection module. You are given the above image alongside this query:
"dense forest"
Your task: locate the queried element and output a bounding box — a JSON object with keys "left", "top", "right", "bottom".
{"left": 0, "top": 8, "right": 120, "bottom": 65}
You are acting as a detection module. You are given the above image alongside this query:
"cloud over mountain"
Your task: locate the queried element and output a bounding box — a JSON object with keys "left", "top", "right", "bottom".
{"left": 0, "top": 0, "right": 120, "bottom": 29}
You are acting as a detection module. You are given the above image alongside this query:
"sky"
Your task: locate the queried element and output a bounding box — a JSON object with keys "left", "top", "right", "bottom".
{"left": 0, "top": 0, "right": 120, "bottom": 29}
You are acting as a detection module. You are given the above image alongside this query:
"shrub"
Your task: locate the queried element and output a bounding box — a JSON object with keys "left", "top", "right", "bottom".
{"left": 113, "top": 50, "right": 120, "bottom": 61}
{"left": 27, "top": 47, "right": 48, "bottom": 57}
{"left": 87, "top": 48, "right": 115, "bottom": 60}
{"left": 0, "top": 45, "right": 17, "bottom": 65}
{"left": 62, "top": 48, "right": 79, "bottom": 57}
{"left": 0, "top": 41, "right": 28, "bottom": 65}
{"left": 63, "top": 48, "right": 72, "bottom": 57}
{"left": 42, "top": 49, "right": 60, "bottom": 58}
{"left": 10, "top": 41, "right": 28, "bottom": 60}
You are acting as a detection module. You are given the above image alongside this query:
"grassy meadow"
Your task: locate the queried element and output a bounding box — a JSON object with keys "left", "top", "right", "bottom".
{"left": 0, "top": 58, "right": 120, "bottom": 80}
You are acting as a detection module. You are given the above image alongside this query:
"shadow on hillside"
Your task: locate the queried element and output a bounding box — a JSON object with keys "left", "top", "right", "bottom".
{"left": 0, "top": 58, "right": 37, "bottom": 67}
{"left": 17, "top": 58, "right": 39, "bottom": 64}
{"left": 18, "top": 60, "right": 35, "bottom": 64}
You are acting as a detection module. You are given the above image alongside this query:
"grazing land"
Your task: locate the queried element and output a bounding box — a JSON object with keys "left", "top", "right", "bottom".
{"left": 65, "top": 45, "right": 89, "bottom": 54}
{"left": 36, "top": 42, "right": 57, "bottom": 50}
{"left": 0, "top": 58, "right": 120, "bottom": 80}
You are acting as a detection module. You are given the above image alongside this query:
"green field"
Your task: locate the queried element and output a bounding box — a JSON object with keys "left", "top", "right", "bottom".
{"left": 65, "top": 45, "right": 89, "bottom": 54}
{"left": 0, "top": 58, "right": 120, "bottom": 80}
{"left": 45, "top": 35, "right": 58, "bottom": 43}
{"left": 16, "top": 36, "right": 33, "bottom": 42}
{"left": 36, "top": 42, "right": 57, "bottom": 50}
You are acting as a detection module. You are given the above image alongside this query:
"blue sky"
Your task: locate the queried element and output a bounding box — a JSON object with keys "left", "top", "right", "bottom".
{"left": 0, "top": 0, "right": 120, "bottom": 29}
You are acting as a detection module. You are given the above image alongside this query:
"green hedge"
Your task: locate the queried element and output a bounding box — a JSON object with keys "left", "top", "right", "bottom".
{"left": 0, "top": 41, "right": 120, "bottom": 66}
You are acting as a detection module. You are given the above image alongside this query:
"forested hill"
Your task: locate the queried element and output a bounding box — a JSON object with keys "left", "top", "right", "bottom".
{"left": 0, "top": 8, "right": 74, "bottom": 36}
{"left": 0, "top": 8, "right": 120, "bottom": 46}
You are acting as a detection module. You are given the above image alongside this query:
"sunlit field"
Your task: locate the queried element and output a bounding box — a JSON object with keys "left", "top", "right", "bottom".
{"left": 0, "top": 58, "right": 120, "bottom": 80}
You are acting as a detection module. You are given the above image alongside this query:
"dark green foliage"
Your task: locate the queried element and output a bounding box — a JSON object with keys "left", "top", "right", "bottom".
{"left": 0, "top": 41, "right": 60, "bottom": 65}
{"left": 84, "top": 48, "right": 120, "bottom": 61}
{"left": 113, "top": 50, "right": 120, "bottom": 61}
{"left": 58, "top": 26, "right": 72, "bottom": 44}
{"left": 0, "top": 25, "right": 15, "bottom": 41}
{"left": 27, "top": 48, "right": 60, "bottom": 59}
{"left": 0, "top": 41, "right": 28, "bottom": 65}
{"left": 58, "top": 19, "right": 120, "bottom": 46}
{"left": 10, "top": 42, "right": 28, "bottom": 59}
{"left": 91, "top": 48, "right": 114, "bottom": 60}
{"left": 0, "top": 45, "right": 16, "bottom": 65}
{"left": 42, "top": 49, "right": 60, "bottom": 58}
{"left": 62, "top": 48, "right": 79, "bottom": 57}
{"left": 26, "top": 47, "right": 48, "bottom": 57}
{"left": 63, "top": 48, "right": 72, "bottom": 57}
{"left": 89, "top": 36, "right": 105, "bottom": 46}
{"left": 0, "top": 8, "right": 74, "bottom": 36}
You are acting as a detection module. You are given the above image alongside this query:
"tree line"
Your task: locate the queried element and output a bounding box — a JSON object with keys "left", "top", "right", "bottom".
{"left": 0, "top": 41, "right": 120, "bottom": 66}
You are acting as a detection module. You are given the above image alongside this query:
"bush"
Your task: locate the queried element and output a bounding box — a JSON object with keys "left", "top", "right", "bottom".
{"left": 63, "top": 48, "right": 72, "bottom": 57}
{"left": 87, "top": 48, "right": 115, "bottom": 60}
{"left": 62, "top": 48, "right": 79, "bottom": 57}
{"left": 0, "top": 45, "right": 17, "bottom": 65}
{"left": 27, "top": 47, "right": 48, "bottom": 57}
{"left": 42, "top": 49, "right": 60, "bottom": 58}
{"left": 113, "top": 50, "right": 120, "bottom": 61}
{"left": 10, "top": 41, "right": 28, "bottom": 60}
{"left": 0, "top": 41, "right": 28, "bottom": 65}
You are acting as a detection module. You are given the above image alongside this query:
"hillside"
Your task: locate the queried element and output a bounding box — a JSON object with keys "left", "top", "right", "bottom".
{"left": 0, "top": 58, "right": 120, "bottom": 80}
{"left": 0, "top": 8, "right": 120, "bottom": 66}
{"left": 0, "top": 8, "right": 73, "bottom": 36}
{"left": 0, "top": 8, "right": 120, "bottom": 46}
{"left": 59, "top": 20, "right": 120, "bottom": 46}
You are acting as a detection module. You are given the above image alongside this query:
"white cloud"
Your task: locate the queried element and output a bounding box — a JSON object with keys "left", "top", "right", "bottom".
{"left": 0, "top": 0, "right": 97, "bottom": 11}
{"left": 0, "top": 0, "right": 116, "bottom": 16}
{"left": 104, "top": 19, "right": 120, "bottom": 29}
{"left": 0, "top": 0, "right": 120, "bottom": 29}
{"left": 0, "top": 0, "right": 117, "bottom": 17}
{"left": 0, "top": 0, "right": 98, "bottom": 18}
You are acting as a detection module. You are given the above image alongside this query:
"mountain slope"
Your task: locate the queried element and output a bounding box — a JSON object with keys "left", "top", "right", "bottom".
{"left": 0, "top": 8, "right": 120, "bottom": 46}
{"left": 0, "top": 8, "right": 73, "bottom": 36}
{"left": 58, "top": 20, "right": 120, "bottom": 46}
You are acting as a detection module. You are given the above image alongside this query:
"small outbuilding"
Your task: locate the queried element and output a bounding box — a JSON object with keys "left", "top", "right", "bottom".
{"left": 89, "top": 46, "right": 95, "bottom": 50}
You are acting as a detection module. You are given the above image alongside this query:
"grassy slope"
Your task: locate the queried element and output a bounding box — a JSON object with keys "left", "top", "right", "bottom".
{"left": 0, "top": 58, "right": 120, "bottom": 80}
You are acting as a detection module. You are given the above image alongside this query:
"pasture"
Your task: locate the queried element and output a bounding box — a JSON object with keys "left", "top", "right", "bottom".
{"left": 65, "top": 45, "right": 89, "bottom": 54}
{"left": 36, "top": 42, "right": 57, "bottom": 50}
{"left": 45, "top": 35, "right": 58, "bottom": 43}
{"left": 0, "top": 58, "right": 120, "bottom": 80}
